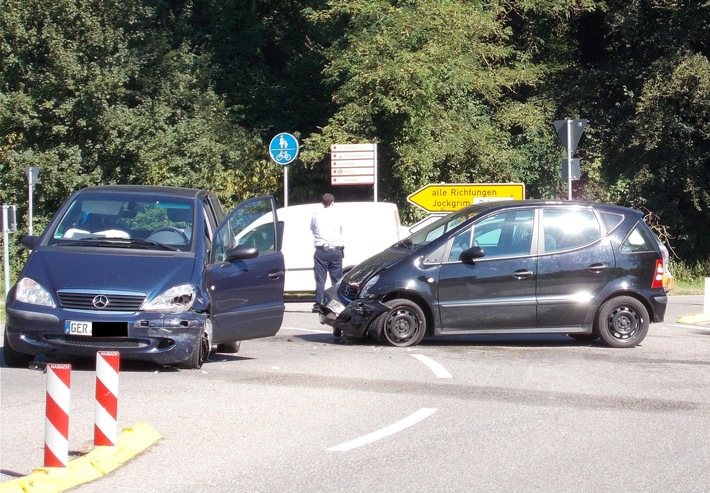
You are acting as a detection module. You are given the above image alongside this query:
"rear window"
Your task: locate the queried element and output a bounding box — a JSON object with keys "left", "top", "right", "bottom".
{"left": 542, "top": 208, "right": 601, "bottom": 252}
{"left": 620, "top": 223, "right": 657, "bottom": 253}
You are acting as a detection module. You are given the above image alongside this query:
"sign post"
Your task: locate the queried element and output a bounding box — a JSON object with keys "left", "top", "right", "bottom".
{"left": 2, "top": 204, "right": 17, "bottom": 297}
{"left": 407, "top": 183, "right": 525, "bottom": 213}
{"left": 25, "top": 167, "right": 40, "bottom": 235}
{"left": 269, "top": 133, "right": 299, "bottom": 207}
{"left": 330, "top": 143, "right": 378, "bottom": 202}
{"left": 554, "top": 119, "right": 587, "bottom": 200}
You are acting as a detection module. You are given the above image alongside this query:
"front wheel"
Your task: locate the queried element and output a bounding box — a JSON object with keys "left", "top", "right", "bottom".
{"left": 215, "top": 341, "right": 241, "bottom": 354}
{"left": 372, "top": 299, "right": 427, "bottom": 347}
{"left": 180, "top": 323, "right": 211, "bottom": 369}
{"left": 595, "top": 296, "right": 649, "bottom": 348}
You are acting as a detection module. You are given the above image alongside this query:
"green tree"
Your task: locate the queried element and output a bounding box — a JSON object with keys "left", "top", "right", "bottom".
{"left": 299, "top": 0, "right": 600, "bottom": 220}
{"left": 568, "top": 0, "right": 710, "bottom": 265}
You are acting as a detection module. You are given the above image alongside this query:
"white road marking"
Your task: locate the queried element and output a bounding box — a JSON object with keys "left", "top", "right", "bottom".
{"left": 673, "top": 324, "right": 710, "bottom": 330}
{"left": 327, "top": 408, "right": 438, "bottom": 452}
{"left": 278, "top": 326, "right": 332, "bottom": 334}
{"left": 411, "top": 354, "right": 452, "bottom": 379}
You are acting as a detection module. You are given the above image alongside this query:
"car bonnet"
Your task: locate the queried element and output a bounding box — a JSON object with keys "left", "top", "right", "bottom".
{"left": 22, "top": 248, "right": 199, "bottom": 300}
{"left": 342, "top": 244, "right": 411, "bottom": 285}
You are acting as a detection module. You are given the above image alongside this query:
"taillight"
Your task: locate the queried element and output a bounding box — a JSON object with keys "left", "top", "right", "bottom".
{"left": 651, "top": 259, "right": 664, "bottom": 289}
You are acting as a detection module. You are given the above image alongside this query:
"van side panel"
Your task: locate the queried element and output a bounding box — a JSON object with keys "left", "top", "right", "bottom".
{"left": 279, "top": 202, "right": 403, "bottom": 292}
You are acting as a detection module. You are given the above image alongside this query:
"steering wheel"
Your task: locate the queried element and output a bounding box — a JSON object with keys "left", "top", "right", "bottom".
{"left": 150, "top": 226, "right": 189, "bottom": 242}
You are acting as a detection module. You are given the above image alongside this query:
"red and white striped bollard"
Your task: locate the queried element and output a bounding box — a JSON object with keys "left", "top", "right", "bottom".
{"left": 44, "top": 363, "right": 71, "bottom": 468}
{"left": 94, "top": 351, "right": 120, "bottom": 446}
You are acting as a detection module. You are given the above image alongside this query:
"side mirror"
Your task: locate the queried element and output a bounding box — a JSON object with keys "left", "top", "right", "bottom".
{"left": 459, "top": 246, "right": 485, "bottom": 263}
{"left": 225, "top": 244, "right": 258, "bottom": 261}
{"left": 21, "top": 235, "right": 39, "bottom": 251}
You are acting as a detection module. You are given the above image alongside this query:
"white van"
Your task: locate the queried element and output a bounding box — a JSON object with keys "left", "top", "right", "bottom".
{"left": 273, "top": 202, "right": 403, "bottom": 292}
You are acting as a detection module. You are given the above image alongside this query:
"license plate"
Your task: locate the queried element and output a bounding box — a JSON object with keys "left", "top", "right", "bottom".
{"left": 65, "top": 320, "right": 93, "bottom": 336}
{"left": 326, "top": 298, "right": 345, "bottom": 316}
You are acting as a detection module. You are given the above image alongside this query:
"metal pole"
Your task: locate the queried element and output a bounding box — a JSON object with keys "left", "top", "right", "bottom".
{"left": 284, "top": 166, "right": 289, "bottom": 208}
{"left": 3, "top": 205, "right": 10, "bottom": 298}
{"left": 28, "top": 182, "right": 34, "bottom": 236}
{"left": 373, "top": 143, "right": 378, "bottom": 202}
{"left": 567, "top": 118, "right": 572, "bottom": 200}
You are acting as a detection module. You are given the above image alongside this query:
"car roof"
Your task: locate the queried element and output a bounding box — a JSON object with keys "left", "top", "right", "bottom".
{"left": 75, "top": 185, "right": 212, "bottom": 200}
{"left": 460, "top": 199, "right": 642, "bottom": 217}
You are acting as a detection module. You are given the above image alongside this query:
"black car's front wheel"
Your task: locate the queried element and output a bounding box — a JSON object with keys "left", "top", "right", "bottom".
{"left": 595, "top": 296, "right": 649, "bottom": 348}
{"left": 373, "top": 299, "right": 427, "bottom": 347}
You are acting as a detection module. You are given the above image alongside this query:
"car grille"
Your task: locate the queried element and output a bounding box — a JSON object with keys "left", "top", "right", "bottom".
{"left": 339, "top": 283, "right": 358, "bottom": 303}
{"left": 44, "top": 334, "right": 150, "bottom": 349}
{"left": 57, "top": 291, "right": 146, "bottom": 311}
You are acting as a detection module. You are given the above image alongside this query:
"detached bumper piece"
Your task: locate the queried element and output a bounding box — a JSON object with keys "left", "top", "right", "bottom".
{"left": 319, "top": 300, "right": 389, "bottom": 338}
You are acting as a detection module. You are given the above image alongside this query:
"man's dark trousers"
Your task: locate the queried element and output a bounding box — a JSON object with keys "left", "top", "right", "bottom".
{"left": 314, "top": 246, "right": 344, "bottom": 306}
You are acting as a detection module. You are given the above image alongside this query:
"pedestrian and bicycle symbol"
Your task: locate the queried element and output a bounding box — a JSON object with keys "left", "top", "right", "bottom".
{"left": 269, "top": 132, "right": 299, "bottom": 166}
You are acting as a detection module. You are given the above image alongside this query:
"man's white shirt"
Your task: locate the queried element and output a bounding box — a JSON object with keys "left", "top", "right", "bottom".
{"left": 311, "top": 206, "right": 344, "bottom": 247}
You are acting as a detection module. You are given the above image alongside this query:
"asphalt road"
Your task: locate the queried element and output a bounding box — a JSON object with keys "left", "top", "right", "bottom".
{"left": 1, "top": 295, "right": 709, "bottom": 492}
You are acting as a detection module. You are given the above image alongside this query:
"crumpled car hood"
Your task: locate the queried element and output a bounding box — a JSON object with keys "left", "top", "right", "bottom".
{"left": 343, "top": 245, "right": 409, "bottom": 285}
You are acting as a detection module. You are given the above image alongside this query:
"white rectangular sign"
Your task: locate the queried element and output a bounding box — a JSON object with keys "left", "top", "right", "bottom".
{"left": 331, "top": 151, "right": 375, "bottom": 161}
{"left": 331, "top": 159, "right": 376, "bottom": 168}
{"left": 331, "top": 144, "right": 376, "bottom": 152}
{"left": 332, "top": 175, "right": 375, "bottom": 185}
{"left": 332, "top": 167, "right": 375, "bottom": 176}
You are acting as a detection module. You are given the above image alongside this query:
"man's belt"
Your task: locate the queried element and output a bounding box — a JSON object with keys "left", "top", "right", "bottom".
{"left": 318, "top": 245, "right": 343, "bottom": 252}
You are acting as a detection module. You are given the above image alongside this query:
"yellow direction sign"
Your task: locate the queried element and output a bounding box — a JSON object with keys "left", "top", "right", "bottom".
{"left": 407, "top": 183, "right": 525, "bottom": 213}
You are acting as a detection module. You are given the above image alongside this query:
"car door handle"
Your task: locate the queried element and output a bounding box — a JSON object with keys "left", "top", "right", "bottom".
{"left": 512, "top": 269, "right": 534, "bottom": 279}
{"left": 268, "top": 270, "right": 285, "bottom": 279}
{"left": 588, "top": 263, "right": 609, "bottom": 273}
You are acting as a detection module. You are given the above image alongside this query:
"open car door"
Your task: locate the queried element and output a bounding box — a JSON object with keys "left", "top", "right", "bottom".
{"left": 205, "top": 195, "right": 285, "bottom": 344}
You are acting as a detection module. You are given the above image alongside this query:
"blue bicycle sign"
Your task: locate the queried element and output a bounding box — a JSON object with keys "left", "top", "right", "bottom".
{"left": 269, "top": 132, "right": 299, "bottom": 166}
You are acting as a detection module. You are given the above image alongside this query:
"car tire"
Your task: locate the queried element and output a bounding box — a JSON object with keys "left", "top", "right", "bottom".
{"left": 180, "top": 328, "right": 210, "bottom": 369}
{"left": 374, "top": 299, "right": 427, "bottom": 347}
{"left": 595, "top": 296, "right": 649, "bottom": 348}
{"left": 3, "top": 331, "right": 33, "bottom": 368}
{"left": 215, "top": 341, "right": 241, "bottom": 354}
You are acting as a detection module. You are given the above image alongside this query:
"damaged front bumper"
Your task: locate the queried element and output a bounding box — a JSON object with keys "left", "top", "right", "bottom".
{"left": 318, "top": 295, "right": 389, "bottom": 338}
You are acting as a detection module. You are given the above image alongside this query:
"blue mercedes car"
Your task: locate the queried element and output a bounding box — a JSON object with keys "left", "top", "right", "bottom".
{"left": 3, "top": 185, "right": 285, "bottom": 369}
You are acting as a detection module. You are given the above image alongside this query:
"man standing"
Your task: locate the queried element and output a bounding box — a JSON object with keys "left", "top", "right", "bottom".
{"left": 310, "top": 193, "right": 344, "bottom": 313}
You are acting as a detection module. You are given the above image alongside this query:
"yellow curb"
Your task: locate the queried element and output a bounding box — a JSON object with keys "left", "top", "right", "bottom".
{"left": 678, "top": 313, "right": 710, "bottom": 324}
{"left": 0, "top": 423, "right": 161, "bottom": 493}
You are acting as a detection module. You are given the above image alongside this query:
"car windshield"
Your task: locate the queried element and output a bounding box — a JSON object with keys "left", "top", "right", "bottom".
{"left": 406, "top": 205, "right": 487, "bottom": 247}
{"left": 48, "top": 192, "right": 195, "bottom": 251}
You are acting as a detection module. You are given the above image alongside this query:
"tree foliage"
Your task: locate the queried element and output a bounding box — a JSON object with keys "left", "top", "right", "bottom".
{"left": 1, "top": 0, "right": 709, "bottom": 284}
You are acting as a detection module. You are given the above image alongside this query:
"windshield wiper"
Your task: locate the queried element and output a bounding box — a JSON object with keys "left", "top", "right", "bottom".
{"left": 59, "top": 237, "right": 178, "bottom": 251}
{"left": 394, "top": 238, "right": 413, "bottom": 249}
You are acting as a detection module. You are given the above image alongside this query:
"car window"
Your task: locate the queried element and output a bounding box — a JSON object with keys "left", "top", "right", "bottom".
{"left": 50, "top": 193, "right": 194, "bottom": 250}
{"left": 542, "top": 208, "right": 600, "bottom": 252}
{"left": 620, "top": 223, "right": 656, "bottom": 253}
{"left": 213, "top": 197, "right": 277, "bottom": 262}
{"left": 600, "top": 211, "right": 624, "bottom": 233}
{"left": 447, "top": 209, "right": 533, "bottom": 261}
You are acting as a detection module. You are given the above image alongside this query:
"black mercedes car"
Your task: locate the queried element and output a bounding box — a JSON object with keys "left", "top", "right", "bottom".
{"left": 319, "top": 200, "right": 667, "bottom": 348}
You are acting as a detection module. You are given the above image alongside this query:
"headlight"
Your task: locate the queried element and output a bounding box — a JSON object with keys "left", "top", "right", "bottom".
{"left": 15, "top": 278, "right": 56, "bottom": 307}
{"left": 359, "top": 274, "right": 380, "bottom": 299}
{"left": 141, "top": 284, "right": 195, "bottom": 313}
